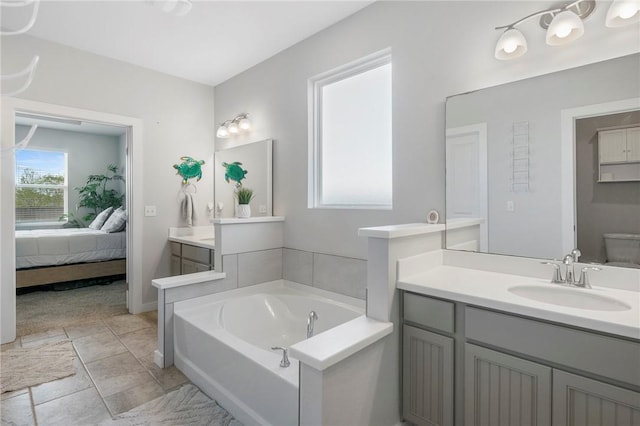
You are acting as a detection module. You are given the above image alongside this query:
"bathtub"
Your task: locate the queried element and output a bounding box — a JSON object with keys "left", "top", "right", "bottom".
{"left": 173, "top": 280, "right": 365, "bottom": 426}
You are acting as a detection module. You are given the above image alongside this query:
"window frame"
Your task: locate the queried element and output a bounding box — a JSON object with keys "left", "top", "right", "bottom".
{"left": 308, "top": 49, "right": 392, "bottom": 210}
{"left": 15, "top": 148, "right": 69, "bottom": 225}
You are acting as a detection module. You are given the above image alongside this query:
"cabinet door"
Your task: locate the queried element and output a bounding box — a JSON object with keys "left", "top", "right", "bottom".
{"left": 599, "top": 129, "right": 628, "bottom": 163}
{"left": 181, "top": 258, "right": 197, "bottom": 275}
{"left": 553, "top": 370, "right": 640, "bottom": 426}
{"left": 626, "top": 127, "right": 640, "bottom": 162}
{"left": 465, "top": 343, "right": 551, "bottom": 426}
{"left": 403, "top": 325, "right": 453, "bottom": 426}
{"left": 170, "top": 254, "right": 181, "bottom": 276}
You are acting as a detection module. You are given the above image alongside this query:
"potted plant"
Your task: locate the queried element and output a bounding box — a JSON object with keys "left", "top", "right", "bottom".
{"left": 62, "top": 164, "right": 125, "bottom": 227}
{"left": 235, "top": 187, "right": 255, "bottom": 218}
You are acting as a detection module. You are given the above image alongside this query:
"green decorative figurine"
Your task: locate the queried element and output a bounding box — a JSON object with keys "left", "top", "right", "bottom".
{"left": 222, "top": 161, "right": 248, "bottom": 186}
{"left": 173, "top": 156, "right": 205, "bottom": 184}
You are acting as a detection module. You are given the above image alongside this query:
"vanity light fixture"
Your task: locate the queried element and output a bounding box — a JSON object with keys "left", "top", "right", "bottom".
{"left": 495, "top": 0, "right": 638, "bottom": 60}
{"left": 216, "top": 113, "right": 251, "bottom": 139}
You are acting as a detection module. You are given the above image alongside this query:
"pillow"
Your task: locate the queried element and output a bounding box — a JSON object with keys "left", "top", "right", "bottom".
{"left": 101, "top": 207, "right": 127, "bottom": 233}
{"left": 88, "top": 207, "right": 113, "bottom": 230}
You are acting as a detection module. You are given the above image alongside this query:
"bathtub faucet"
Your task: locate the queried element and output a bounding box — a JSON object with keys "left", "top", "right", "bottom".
{"left": 271, "top": 346, "right": 290, "bottom": 368}
{"left": 307, "top": 311, "right": 318, "bottom": 339}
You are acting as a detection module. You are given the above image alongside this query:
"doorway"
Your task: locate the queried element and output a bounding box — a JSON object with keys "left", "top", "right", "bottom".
{"left": 1, "top": 98, "right": 144, "bottom": 344}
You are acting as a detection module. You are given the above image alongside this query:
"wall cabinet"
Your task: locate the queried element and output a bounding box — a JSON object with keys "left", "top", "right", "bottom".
{"left": 598, "top": 127, "right": 640, "bottom": 182}
{"left": 169, "top": 241, "right": 214, "bottom": 276}
{"left": 401, "top": 292, "right": 640, "bottom": 426}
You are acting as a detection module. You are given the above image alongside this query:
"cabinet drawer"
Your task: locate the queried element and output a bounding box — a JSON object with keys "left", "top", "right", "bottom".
{"left": 465, "top": 307, "right": 640, "bottom": 387}
{"left": 404, "top": 292, "right": 455, "bottom": 333}
{"left": 170, "top": 242, "right": 182, "bottom": 256}
{"left": 181, "top": 244, "right": 211, "bottom": 265}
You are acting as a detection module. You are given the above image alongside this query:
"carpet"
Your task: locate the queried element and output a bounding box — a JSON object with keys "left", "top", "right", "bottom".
{"left": 16, "top": 280, "right": 128, "bottom": 337}
{"left": 101, "top": 384, "right": 242, "bottom": 426}
{"left": 0, "top": 340, "right": 76, "bottom": 393}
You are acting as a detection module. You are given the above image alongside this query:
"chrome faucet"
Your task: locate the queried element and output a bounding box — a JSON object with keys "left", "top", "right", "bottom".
{"left": 271, "top": 346, "right": 290, "bottom": 368}
{"left": 306, "top": 311, "right": 318, "bottom": 339}
{"left": 542, "top": 248, "right": 599, "bottom": 288}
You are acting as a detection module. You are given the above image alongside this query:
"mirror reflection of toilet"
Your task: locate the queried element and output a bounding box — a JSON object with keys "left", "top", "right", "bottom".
{"left": 604, "top": 233, "right": 640, "bottom": 268}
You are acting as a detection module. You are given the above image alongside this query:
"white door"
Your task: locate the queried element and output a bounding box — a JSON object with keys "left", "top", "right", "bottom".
{"left": 446, "top": 124, "right": 488, "bottom": 252}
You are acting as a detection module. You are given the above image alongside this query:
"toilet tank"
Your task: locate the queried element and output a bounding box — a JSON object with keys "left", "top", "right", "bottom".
{"left": 603, "top": 233, "right": 640, "bottom": 266}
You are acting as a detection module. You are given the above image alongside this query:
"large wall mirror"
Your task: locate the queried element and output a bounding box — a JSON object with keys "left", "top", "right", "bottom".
{"left": 214, "top": 138, "right": 273, "bottom": 218}
{"left": 445, "top": 53, "right": 640, "bottom": 267}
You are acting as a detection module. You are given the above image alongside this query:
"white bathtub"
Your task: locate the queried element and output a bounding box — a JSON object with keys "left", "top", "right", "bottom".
{"left": 173, "top": 280, "right": 365, "bottom": 426}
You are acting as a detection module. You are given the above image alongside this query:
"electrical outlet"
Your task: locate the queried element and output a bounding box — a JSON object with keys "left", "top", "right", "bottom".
{"left": 259, "top": 204, "right": 267, "bottom": 214}
{"left": 506, "top": 201, "right": 514, "bottom": 212}
{"left": 144, "top": 205, "right": 157, "bottom": 217}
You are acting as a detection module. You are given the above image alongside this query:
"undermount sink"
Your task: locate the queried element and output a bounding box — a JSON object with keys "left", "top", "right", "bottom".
{"left": 508, "top": 285, "right": 631, "bottom": 312}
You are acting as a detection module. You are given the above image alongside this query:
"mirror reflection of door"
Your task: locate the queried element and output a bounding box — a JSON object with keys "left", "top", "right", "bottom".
{"left": 445, "top": 123, "right": 488, "bottom": 252}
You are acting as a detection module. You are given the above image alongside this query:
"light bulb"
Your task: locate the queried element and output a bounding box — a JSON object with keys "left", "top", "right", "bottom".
{"left": 495, "top": 28, "right": 527, "bottom": 60}
{"left": 174, "top": 0, "right": 192, "bottom": 17}
{"left": 228, "top": 121, "right": 239, "bottom": 134}
{"left": 606, "top": 0, "right": 640, "bottom": 26}
{"left": 238, "top": 117, "right": 251, "bottom": 130}
{"left": 546, "top": 10, "right": 584, "bottom": 46}
{"left": 216, "top": 125, "right": 229, "bottom": 138}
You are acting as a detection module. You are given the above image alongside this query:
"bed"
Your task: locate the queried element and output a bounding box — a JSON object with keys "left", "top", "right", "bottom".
{"left": 15, "top": 228, "right": 126, "bottom": 288}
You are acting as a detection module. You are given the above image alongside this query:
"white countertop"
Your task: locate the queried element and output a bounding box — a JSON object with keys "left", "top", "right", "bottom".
{"left": 168, "top": 235, "right": 215, "bottom": 249}
{"left": 168, "top": 226, "right": 215, "bottom": 249}
{"left": 398, "top": 265, "right": 640, "bottom": 340}
{"left": 213, "top": 216, "right": 284, "bottom": 225}
{"left": 152, "top": 270, "right": 226, "bottom": 290}
{"left": 358, "top": 223, "right": 445, "bottom": 239}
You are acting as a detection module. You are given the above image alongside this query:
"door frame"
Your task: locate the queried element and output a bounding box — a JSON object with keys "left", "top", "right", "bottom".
{"left": 1, "top": 98, "right": 144, "bottom": 343}
{"left": 560, "top": 97, "right": 640, "bottom": 256}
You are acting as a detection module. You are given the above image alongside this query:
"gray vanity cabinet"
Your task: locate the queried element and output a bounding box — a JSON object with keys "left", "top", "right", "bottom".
{"left": 403, "top": 325, "right": 454, "bottom": 426}
{"left": 465, "top": 343, "right": 551, "bottom": 426}
{"left": 552, "top": 370, "right": 640, "bottom": 426}
{"left": 401, "top": 291, "right": 640, "bottom": 426}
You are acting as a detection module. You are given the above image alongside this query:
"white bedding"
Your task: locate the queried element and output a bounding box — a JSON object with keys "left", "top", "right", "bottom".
{"left": 16, "top": 228, "right": 126, "bottom": 269}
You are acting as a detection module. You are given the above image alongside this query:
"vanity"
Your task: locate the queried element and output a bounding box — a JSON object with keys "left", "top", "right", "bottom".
{"left": 168, "top": 226, "right": 215, "bottom": 275}
{"left": 397, "top": 252, "right": 640, "bottom": 426}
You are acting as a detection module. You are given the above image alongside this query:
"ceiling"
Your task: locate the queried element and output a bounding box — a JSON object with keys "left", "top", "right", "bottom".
{"left": 1, "top": 0, "right": 373, "bottom": 87}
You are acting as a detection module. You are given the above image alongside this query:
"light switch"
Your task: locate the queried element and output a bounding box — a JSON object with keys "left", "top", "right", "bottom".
{"left": 259, "top": 204, "right": 267, "bottom": 214}
{"left": 144, "top": 205, "right": 157, "bottom": 217}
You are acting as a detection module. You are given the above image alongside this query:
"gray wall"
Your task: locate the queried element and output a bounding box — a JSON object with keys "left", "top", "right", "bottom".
{"left": 2, "top": 34, "right": 215, "bottom": 307}
{"left": 213, "top": 1, "right": 639, "bottom": 261}
{"left": 576, "top": 111, "right": 640, "bottom": 263}
{"left": 15, "top": 125, "right": 123, "bottom": 229}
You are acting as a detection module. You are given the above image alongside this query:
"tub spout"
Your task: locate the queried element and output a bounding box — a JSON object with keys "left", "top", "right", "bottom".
{"left": 271, "top": 346, "right": 290, "bottom": 368}
{"left": 307, "top": 310, "right": 318, "bottom": 338}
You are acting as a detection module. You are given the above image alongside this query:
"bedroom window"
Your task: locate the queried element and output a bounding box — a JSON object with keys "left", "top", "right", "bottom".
{"left": 308, "top": 49, "right": 392, "bottom": 209}
{"left": 15, "top": 149, "right": 68, "bottom": 224}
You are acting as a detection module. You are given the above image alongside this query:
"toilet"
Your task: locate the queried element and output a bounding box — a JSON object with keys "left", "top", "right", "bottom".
{"left": 603, "top": 233, "right": 640, "bottom": 268}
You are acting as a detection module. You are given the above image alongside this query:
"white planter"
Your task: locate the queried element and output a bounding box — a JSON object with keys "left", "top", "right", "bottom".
{"left": 235, "top": 204, "right": 251, "bottom": 218}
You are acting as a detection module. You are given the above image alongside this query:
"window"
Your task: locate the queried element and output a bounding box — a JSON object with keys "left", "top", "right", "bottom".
{"left": 15, "top": 149, "right": 68, "bottom": 223}
{"left": 309, "top": 50, "right": 392, "bottom": 209}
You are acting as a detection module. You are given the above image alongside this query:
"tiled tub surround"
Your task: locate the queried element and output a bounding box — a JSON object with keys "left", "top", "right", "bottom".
{"left": 172, "top": 281, "right": 388, "bottom": 426}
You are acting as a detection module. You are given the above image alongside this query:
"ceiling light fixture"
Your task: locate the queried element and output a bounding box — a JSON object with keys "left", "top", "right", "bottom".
{"left": 493, "top": 0, "right": 640, "bottom": 60}
{"left": 216, "top": 113, "right": 251, "bottom": 139}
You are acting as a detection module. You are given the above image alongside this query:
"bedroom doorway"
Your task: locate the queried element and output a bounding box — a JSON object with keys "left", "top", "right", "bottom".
{"left": 1, "top": 98, "right": 144, "bottom": 344}
{"left": 14, "top": 114, "right": 129, "bottom": 337}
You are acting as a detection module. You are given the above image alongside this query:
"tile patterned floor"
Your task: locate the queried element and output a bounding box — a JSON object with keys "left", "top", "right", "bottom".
{"left": 1, "top": 311, "right": 190, "bottom": 426}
